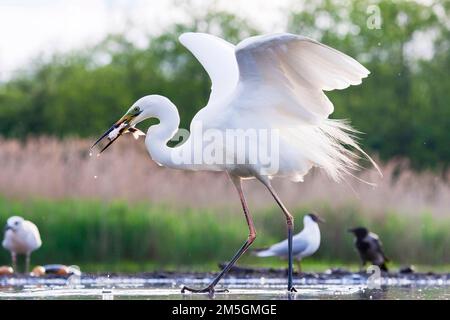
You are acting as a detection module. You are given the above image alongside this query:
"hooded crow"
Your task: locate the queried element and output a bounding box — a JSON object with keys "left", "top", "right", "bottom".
{"left": 348, "top": 227, "right": 389, "bottom": 272}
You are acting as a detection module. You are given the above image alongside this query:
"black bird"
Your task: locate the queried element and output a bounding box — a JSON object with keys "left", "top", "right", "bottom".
{"left": 348, "top": 227, "right": 389, "bottom": 272}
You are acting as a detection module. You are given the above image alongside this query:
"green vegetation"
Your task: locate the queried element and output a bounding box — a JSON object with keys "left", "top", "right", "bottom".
{"left": 0, "top": 0, "right": 449, "bottom": 171}
{"left": 0, "top": 1, "right": 448, "bottom": 273}
{"left": 0, "top": 197, "right": 448, "bottom": 272}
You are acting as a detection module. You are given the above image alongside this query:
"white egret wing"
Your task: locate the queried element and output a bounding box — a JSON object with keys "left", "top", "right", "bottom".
{"left": 179, "top": 32, "right": 239, "bottom": 105}
{"left": 178, "top": 32, "right": 378, "bottom": 181}
{"left": 235, "top": 33, "right": 370, "bottom": 123}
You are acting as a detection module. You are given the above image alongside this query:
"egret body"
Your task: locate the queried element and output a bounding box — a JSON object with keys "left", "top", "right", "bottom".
{"left": 92, "top": 32, "right": 379, "bottom": 293}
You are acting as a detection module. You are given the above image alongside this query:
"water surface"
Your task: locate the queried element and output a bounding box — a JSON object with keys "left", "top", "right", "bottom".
{"left": 0, "top": 274, "right": 448, "bottom": 300}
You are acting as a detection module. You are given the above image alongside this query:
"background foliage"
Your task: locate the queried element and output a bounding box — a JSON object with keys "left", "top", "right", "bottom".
{"left": 0, "top": 0, "right": 449, "bottom": 270}
{"left": 1, "top": 197, "right": 448, "bottom": 271}
{"left": 0, "top": 0, "right": 449, "bottom": 171}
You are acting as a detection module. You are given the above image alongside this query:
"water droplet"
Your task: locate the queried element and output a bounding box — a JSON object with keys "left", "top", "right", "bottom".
{"left": 377, "top": 42, "right": 381, "bottom": 46}
{"left": 94, "top": 176, "right": 98, "bottom": 179}
{"left": 89, "top": 152, "right": 92, "bottom": 157}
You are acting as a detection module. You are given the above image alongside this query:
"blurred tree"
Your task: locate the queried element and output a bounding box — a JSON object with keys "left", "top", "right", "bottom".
{"left": 0, "top": 1, "right": 448, "bottom": 171}
{"left": 288, "top": 0, "right": 449, "bottom": 171}
{"left": 0, "top": 10, "right": 257, "bottom": 138}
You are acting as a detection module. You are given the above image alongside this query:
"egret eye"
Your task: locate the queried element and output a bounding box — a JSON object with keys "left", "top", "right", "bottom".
{"left": 133, "top": 106, "right": 140, "bottom": 113}
{"left": 14, "top": 221, "right": 18, "bottom": 225}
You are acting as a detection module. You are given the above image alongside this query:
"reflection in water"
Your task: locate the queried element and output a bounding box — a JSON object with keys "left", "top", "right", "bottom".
{"left": 0, "top": 276, "right": 448, "bottom": 300}
{"left": 358, "top": 286, "right": 390, "bottom": 300}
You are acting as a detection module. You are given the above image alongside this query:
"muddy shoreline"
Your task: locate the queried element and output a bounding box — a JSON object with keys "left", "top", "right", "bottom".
{"left": 1, "top": 265, "right": 448, "bottom": 282}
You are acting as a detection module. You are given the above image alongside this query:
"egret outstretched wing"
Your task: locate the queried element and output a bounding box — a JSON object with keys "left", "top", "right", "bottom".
{"left": 179, "top": 32, "right": 239, "bottom": 106}
{"left": 235, "top": 33, "right": 370, "bottom": 123}
{"left": 180, "top": 32, "right": 369, "bottom": 121}
{"left": 232, "top": 33, "right": 379, "bottom": 180}
{"left": 178, "top": 32, "right": 378, "bottom": 181}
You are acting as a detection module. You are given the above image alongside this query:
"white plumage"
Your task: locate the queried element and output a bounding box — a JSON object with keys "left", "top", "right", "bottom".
{"left": 2, "top": 216, "right": 42, "bottom": 273}
{"left": 171, "top": 32, "right": 378, "bottom": 182}
{"left": 93, "top": 32, "right": 379, "bottom": 293}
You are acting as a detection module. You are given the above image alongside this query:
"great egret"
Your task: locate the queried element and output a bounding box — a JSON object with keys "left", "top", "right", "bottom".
{"left": 2, "top": 216, "right": 42, "bottom": 273}
{"left": 92, "top": 32, "right": 379, "bottom": 293}
{"left": 254, "top": 213, "right": 324, "bottom": 272}
{"left": 348, "top": 227, "right": 389, "bottom": 271}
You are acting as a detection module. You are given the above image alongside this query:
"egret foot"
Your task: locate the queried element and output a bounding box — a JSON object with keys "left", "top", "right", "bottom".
{"left": 181, "top": 285, "right": 229, "bottom": 294}
{"left": 289, "top": 287, "right": 298, "bottom": 293}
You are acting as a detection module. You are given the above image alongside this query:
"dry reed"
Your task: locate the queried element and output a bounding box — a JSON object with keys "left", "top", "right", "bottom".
{"left": 0, "top": 137, "right": 448, "bottom": 218}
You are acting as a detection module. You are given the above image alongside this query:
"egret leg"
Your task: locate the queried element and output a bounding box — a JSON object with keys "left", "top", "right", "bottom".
{"left": 11, "top": 252, "right": 17, "bottom": 272}
{"left": 260, "top": 178, "right": 297, "bottom": 292}
{"left": 25, "top": 253, "right": 31, "bottom": 274}
{"left": 182, "top": 175, "right": 256, "bottom": 294}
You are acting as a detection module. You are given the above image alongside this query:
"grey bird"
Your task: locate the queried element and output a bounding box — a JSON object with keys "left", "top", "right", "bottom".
{"left": 254, "top": 213, "right": 325, "bottom": 272}
{"left": 348, "top": 227, "right": 389, "bottom": 272}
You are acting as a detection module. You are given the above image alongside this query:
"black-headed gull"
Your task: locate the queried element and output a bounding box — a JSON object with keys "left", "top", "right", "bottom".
{"left": 255, "top": 213, "right": 324, "bottom": 272}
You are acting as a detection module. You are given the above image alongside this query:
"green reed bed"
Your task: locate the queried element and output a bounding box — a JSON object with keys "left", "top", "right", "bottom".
{"left": 0, "top": 197, "right": 448, "bottom": 271}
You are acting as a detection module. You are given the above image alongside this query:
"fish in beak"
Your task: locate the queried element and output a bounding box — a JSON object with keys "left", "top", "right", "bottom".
{"left": 91, "top": 111, "right": 145, "bottom": 155}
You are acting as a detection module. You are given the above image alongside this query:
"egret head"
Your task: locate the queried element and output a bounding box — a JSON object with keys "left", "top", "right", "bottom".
{"left": 305, "top": 213, "right": 325, "bottom": 225}
{"left": 4, "top": 216, "right": 24, "bottom": 233}
{"left": 91, "top": 95, "right": 165, "bottom": 154}
{"left": 348, "top": 227, "right": 369, "bottom": 238}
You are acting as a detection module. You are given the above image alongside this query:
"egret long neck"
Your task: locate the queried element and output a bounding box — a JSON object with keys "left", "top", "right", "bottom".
{"left": 144, "top": 101, "right": 181, "bottom": 169}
